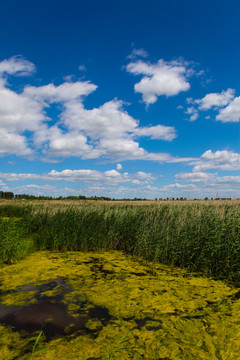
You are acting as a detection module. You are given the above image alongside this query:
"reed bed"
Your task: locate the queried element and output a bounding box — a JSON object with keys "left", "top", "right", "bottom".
{"left": 0, "top": 200, "right": 239, "bottom": 283}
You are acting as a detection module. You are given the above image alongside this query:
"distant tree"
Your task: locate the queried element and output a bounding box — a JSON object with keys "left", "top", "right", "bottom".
{"left": 0, "top": 191, "right": 14, "bottom": 199}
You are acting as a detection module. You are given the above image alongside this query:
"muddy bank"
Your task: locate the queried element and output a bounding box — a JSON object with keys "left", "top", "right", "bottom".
{"left": 0, "top": 251, "right": 240, "bottom": 359}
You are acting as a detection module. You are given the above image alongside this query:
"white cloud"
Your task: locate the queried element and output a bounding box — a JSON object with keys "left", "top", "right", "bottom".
{"left": 134, "top": 171, "right": 153, "bottom": 180}
{"left": 61, "top": 99, "right": 137, "bottom": 139}
{"left": 174, "top": 170, "right": 240, "bottom": 197}
{"left": 97, "top": 137, "right": 146, "bottom": 159}
{"left": 191, "top": 150, "right": 240, "bottom": 171}
{"left": 0, "top": 56, "right": 35, "bottom": 76}
{"left": 175, "top": 172, "right": 216, "bottom": 183}
{"left": 5, "top": 180, "right": 240, "bottom": 199}
{"left": 196, "top": 88, "right": 235, "bottom": 110}
{"left": 6, "top": 184, "right": 80, "bottom": 197}
{"left": 116, "top": 163, "right": 122, "bottom": 170}
{"left": 0, "top": 129, "right": 31, "bottom": 156}
{"left": 216, "top": 96, "right": 240, "bottom": 123}
{"left": 0, "top": 168, "right": 155, "bottom": 186}
{"left": 0, "top": 85, "right": 45, "bottom": 132}
{"left": 215, "top": 176, "right": 240, "bottom": 186}
{"left": 0, "top": 179, "right": 6, "bottom": 187}
{"left": 63, "top": 75, "right": 74, "bottom": 82}
{"left": 184, "top": 89, "right": 237, "bottom": 122}
{"left": 127, "top": 48, "right": 148, "bottom": 59}
{"left": 173, "top": 150, "right": 240, "bottom": 197}
{"left": 132, "top": 179, "right": 141, "bottom": 185}
{"left": 144, "top": 152, "right": 196, "bottom": 163}
{"left": 126, "top": 59, "right": 191, "bottom": 105}
{"left": 185, "top": 107, "right": 199, "bottom": 121}
{"left": 0, "top": 55, "right": 194, "bottom": 164}
{"left": 159, "top": 183, "right": 197, "bottom": 191}
{"left": 50, "top": 98, "right": 178, "bottom": 160}
{"left": 24, "top": 81, "right": 97, "bottom": 103}
{"left": 45, "top": 128, "right": 102, "bottom": 159}
{"left": 134, "top": 124, "right": 176, "bottom": 140}
{"left": 61, "top": 98, "right": 176, "bottom": 141}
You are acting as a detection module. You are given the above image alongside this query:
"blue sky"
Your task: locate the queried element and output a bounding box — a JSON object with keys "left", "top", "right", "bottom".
{"left": 0, "top": 0, "right": 240, "bottom": 199}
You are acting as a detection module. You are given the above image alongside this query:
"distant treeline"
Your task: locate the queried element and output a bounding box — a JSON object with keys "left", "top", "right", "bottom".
{"left": 15, "top": 194, "right": 114, "bottom": 201}
{"left": 0, "top": 191, "right": 14, "bottom": 199}
{"left": 0, "top": 191, "right": 234, "bottom": 201}
{"left": 14, "top": 194, "right": 150, "bottom": 201}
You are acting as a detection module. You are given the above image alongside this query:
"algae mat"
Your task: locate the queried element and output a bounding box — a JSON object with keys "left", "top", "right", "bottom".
{"left": 0, "top": 251, "right": 240, "bottom": 359}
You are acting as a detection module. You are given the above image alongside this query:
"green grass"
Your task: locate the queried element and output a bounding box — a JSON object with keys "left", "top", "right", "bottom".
{"left": 0, "top": 217, "right": 34, "bottom": 264}
{"left": 104, "top": 329, "right": 140, "bottom": 359}
{"left": 30, "top": 331, "right": 47, "bottom": 359}
{"left": 0, "top": 201, "right": 240, "bottom": 283}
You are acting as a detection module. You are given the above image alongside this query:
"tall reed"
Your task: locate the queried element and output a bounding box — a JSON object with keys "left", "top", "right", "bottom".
{"left": 0, "top": 201, "right": 239, "bottom": 282}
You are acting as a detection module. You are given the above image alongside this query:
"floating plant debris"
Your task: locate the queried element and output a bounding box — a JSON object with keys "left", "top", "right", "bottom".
{"left": 0, "top": 250, "right": 240, "bottom": 359}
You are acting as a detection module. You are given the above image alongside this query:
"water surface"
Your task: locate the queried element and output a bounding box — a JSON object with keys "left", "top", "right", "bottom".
{"left": 0, "top": 251, "right": 239, "bottom": 359}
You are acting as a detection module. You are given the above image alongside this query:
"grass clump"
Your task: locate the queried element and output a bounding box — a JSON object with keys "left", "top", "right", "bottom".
{"left": 0, "top": 203, "right": 32, "bottom": 218}
{"left": 0, "top": 217, "right": 34, "bottom": 264}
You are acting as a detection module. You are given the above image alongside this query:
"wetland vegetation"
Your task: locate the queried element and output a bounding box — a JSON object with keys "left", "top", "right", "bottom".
{"left": 0, "top": 199, "right": 240, "bottom": 359}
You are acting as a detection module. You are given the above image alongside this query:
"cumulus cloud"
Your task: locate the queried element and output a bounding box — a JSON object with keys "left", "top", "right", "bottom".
{"left": 97, "top": 137, "right": 146, "bottom": 159}
{"left": 0, "top": 55, "right": 190, "bottom": 164}
{"left": 175, "top": 171, "right": 216, "bottom": 183}
{"left": 159, "top": 183, "right": 197, "bottom": 191}
{"left": 0, "top": 56, "right": 35, "bottom": 77}
{"left": 24, "top": 81, "right": 97, "bottom": 103}
{"left": 116, "top": 163, "right": 122, "bottom": 170}
{"left": 61, "top": 98, "right": 176, "bottom": 141}
{"left": 45, "top": 128, "right": 102, "bottom": 159}
{"left": 173, "top": 150, "right": 240, "bottom": 197}
{"left": 0, "top": 168, "right": 155, "bottom": 186}
{"left": 49, "top": 99, "right": 178, "bottom": 160}
{"left": 195, "top": 88, "right": 235, "bottom": 110}
{"left": 184, "top": 107, "right": 199, "bottom": 121}
{"left": 175, "top": 170, "right": 240, "bottom": 198}
{"left": 144, "top": 152, "right": 196, "bottom": 163}
{"left": 5, "top": 184, "right": 80, "bottom": 197}
{"left": 126, "top": 59, "right": 191, "bottom": 105}
{"left": 215, "top": 176, "right": 240, "bottom": 186}
{"left": 184, "top": 89, "right": 237, "bottom": 122}
{"left": 192, "top": 150, "right": 240, "bottom": 171}
{"left": 61, "top": 99, "right": 137, "bottom": 139}
{"left": 0, "top": 129, "right": 31, "bottom": 156}
{"left": 134, "top": 124, "right": 176, "bottom": 140}
{"left": 216, "top": 96, "right": 240, "bottom": 122}
{"left": 0, "top": 85, "right": 45, "bottom": 132}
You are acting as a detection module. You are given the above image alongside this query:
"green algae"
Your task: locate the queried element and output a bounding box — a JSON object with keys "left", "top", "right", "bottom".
{"left": 0, "top": 251, "right": 240, "bottom": 359}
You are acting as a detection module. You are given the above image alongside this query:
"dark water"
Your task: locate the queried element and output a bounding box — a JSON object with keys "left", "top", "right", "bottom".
{"left": 0, "top": 277, "right": 114, "bottom": 340}
{"left": 0, "top": 276, "right": 166, "bottom": 342}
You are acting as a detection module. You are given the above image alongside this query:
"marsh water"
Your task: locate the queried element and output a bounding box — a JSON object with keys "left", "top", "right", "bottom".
{"left": 0, "top": 251, "right": 240, "bottom": 359}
